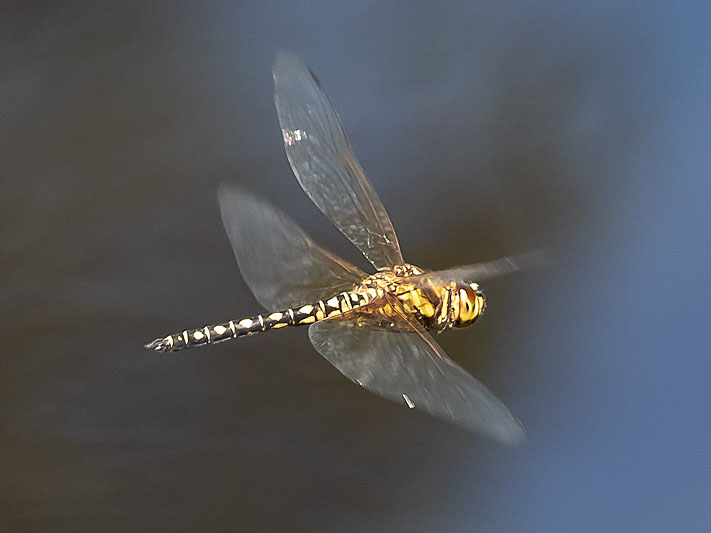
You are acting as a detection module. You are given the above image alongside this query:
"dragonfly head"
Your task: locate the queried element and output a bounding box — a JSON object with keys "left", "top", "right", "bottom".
{"left": 453, "top": 282, "right": 486, "bottom": 328}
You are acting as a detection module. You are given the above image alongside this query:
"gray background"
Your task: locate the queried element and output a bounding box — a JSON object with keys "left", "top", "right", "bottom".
{"left": 2, "top": 1, "right": 709, "bottom": 530}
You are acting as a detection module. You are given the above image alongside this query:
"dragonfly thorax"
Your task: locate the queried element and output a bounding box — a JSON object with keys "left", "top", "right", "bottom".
{"left": 358, "top": 264, "right": 425, "bottom": 295}
{"left": 355, "top": 265, "right": 485, "bottom": 331}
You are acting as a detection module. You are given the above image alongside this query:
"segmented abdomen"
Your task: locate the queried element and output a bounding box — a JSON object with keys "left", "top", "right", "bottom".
{"left": 145, "top": 290, "right": 369, "bottom": 353}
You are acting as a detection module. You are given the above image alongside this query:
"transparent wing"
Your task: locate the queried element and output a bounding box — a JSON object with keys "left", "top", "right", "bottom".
{"left": 218, "top": 184, "right": 365, "bottom": 310}
{"left": 410, "top": 250, "right": 549, "bottom": 289}
{"left": 273, "top": 52, "right": 404, "bottom": 270}
{"left": 308, "top": 296, "right": 525, "bottom": 445}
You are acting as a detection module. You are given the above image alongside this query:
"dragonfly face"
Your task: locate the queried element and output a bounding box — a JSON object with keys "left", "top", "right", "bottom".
{"left": 453, "top": 282, "right": 487, "bottom": 328}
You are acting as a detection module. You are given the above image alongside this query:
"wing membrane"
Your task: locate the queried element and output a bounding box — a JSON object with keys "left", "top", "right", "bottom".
{"left": 410, "top": 250, "right": 549, "bottom": 289}
{"left": 218, "top": 185, "right": 365, "bottom": 310}
{"left": 273, "top": 52, "right": 404, "bottom": 270}
{"left": 308, "top": 296, "right": 524, "bottom": 445}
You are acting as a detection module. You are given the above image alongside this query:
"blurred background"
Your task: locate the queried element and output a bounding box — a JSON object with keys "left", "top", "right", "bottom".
{"left": 2, "top": 1, "right": 709, "bottom": 530}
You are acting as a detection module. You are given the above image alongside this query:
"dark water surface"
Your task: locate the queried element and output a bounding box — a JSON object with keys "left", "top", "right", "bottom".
{"left": 3, "top": 2, "right": 710, "bottom": 530}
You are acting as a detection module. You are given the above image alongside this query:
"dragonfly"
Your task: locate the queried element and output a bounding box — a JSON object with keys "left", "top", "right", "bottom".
{"left": 146, "top": 52, "right": 544, "bottom": 445}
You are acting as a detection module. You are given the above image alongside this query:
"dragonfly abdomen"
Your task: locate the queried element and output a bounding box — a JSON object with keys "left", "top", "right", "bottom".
{"left": 145, "top": 291, "right": 367, "bottom": 353}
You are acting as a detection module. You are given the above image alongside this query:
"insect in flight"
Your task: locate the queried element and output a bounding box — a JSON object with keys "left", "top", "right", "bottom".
{"left": 146, "top": 52, "right": 544, "bottom": 445}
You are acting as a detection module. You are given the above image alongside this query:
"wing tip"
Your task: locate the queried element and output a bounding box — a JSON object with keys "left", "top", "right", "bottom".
{"left": 273, "top": 50, "right": 293, "bottom": 70}
{"left": 216, "top": 182, "right": 240, "bottom": 212}
{"left": 495, "top": 417, "right": 527, "bottom": 447}
{"left": 216, "top": 181, "right": 235, "bottom": 198}
{"left": 512, "top": 249, "right": 551, "bottom": 272}
{"left": 217, "top": 183, "right": 264, "bottom": 210}
{"left": 273, "top": 51, "right": 321, "bottom": 88}
{"left": 273, "top": 51, "right": 305, "bottom": 78}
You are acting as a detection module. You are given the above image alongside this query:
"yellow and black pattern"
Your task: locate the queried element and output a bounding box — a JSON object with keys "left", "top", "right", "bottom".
{"left": 145, "top": 290, "right": 372, "bottom": 353}
{"left": 144, "top": 275, "right": 483, "bottom": 353}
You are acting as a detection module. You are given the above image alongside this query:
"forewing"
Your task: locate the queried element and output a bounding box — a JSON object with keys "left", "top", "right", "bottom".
{"left": 273, "top": 52, "right": 404, "bottom": 270}
{"left": 308, "top": 297, "right": 525, "bottom": 445}
{"left": 218, "top": 185, "right": 365, "bottom": 310}
{"left": 410, "top": 250, "right": 549, "bottom": 289}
